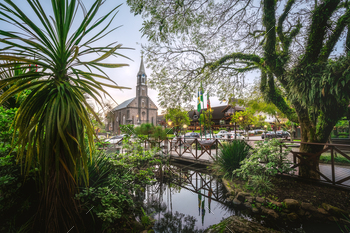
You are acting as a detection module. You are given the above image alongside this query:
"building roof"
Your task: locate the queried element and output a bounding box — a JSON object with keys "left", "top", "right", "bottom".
{"left": 112, "top": 97, "right": 136, "bottom": 111}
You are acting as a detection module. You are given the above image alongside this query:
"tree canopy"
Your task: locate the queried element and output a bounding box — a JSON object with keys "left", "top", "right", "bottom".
{"left": 127, "top": 0, "right": 350, "bottom": 139}
{"left": 165, "top": 107, "right": 190, "bottom": 136}
{"left": 128, "top": 0, "right": 350, "bottom": 178}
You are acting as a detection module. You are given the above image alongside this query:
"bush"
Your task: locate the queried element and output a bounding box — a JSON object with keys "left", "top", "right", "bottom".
{"left": 248, "top": 175, "right": 274, "bottom": 194}
{"left": 213, "top": 140, "right": 251, "bottom": 179}
{"left": 75, "top": 139, "right": 161, "bottom": 231}
{"left": 234, "top": 139, "right": 295, "bottom": 180}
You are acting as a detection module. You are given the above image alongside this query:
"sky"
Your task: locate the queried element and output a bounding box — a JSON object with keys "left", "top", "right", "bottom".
{"left": 1, "top": 0, "right": 346, "bottom": 116}
{"left": 0, "top": 0, "right": 241, "bottom": 115}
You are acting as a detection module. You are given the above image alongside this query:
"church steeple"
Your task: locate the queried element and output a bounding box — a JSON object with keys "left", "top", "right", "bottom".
{"left": 137, "top": 53, "right": 147, "bottom": 85}
{"left": 136, "top": 53, "right": 148, "bottom": 97}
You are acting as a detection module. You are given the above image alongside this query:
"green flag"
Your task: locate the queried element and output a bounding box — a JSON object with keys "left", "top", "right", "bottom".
{"left": 197, "top": 89, "right": 201, "bottom": 113}
{"left": 200, "top": 83, "right": 204, "bottom": 102}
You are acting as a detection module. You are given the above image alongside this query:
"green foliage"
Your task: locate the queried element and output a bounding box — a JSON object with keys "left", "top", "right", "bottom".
{"left": 231, "top": 108, "right": 258, "bottom": 132}
{"left": 199, "top": 109, "right": 214, "bottom": 129}
{"left": 213, "top": 140, "right": 251, "bottom": 179}
{"left": 0, "top": 0, "right": 131, "bottom": 231}
{"left": 0, "top": 107, "right": 17, "bottom": 156}
{"left": 134, "top": 123, "right": 168, "bottom": 140}
{"left": 164, "top": 107, "right": 190, "bottom": 136}
{"left": 248, "top": 175, "right": 274, "bottom": 194}
{"left": 0, "top": 155, "right": 38, "bottom": 233}
{"left": 234, "top": 139, "right": 295, "bottom": 180}
{"left": 76, "top": 143, "right": 161, "bottom": 231}
{"left": 320, "top": 155, "right": 350, "bottom": 165}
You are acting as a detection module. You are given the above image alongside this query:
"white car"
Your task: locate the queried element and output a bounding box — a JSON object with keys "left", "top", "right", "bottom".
{"left": 216, "top": 130, "right": 228, "bottom": 138}
{"left": 105, "top": 135, "right": 124, "bottom": 144}
{"left": 219, "top": 133, "right": 245, "bottom": 140}
{"left": 203, "top": 133, "right": 218, "bottom": 140}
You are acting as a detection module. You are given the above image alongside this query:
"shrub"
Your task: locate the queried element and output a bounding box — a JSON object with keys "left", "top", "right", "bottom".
{"left": 213, "top": 140, "right": 251, "bottom": 179}
{"left": 75, "top": 140, "right": 161, "bottom": 231}
{"left": 248, "top": 175, "right": 274, "bottom": 194}
{"left": 234, "top": 139, "right": 295, "bottom": 180}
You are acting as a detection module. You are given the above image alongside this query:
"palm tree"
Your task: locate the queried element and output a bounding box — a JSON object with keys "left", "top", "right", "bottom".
{"left": 0, "top": 0, "right": 130, "bottom": 231}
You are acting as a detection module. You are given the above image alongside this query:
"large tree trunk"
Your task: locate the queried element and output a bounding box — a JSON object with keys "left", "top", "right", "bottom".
{"left": 296, "top": 106, "right": 337, "bottom": 179}
{"left": 296, "top": 106, "right": 324, "bottom": 179}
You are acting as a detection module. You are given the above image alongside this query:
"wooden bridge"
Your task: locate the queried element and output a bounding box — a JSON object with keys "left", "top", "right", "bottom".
{"left": 108, "top": 137, "right": 350, "bottom": 189}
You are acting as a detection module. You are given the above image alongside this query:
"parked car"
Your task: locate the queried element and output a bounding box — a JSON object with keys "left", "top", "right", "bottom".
{"left": 276, "top": 131, "right": 290, "bottom": 139}
{"left": 204, "top": 133, "right": 218, "bottom": 139}
{"left": 261, "top": 131, "right": 277, "bottom": 139}
{"left": 253, "top": 129, "right": 264, "bottom": 134}
{"left": 229, "top": 133, "right": 245, "bottom": 140}
{"left": 216, "top": 130, "right": 228, "bottom": 137}
{"left": 105, "top": 135, "right": 124, "bottom": 144}
{"left": 183, "top": 132, "right": 200, "bottom": 138}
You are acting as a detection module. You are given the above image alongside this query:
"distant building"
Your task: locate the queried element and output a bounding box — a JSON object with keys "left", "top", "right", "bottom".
{"left": 187, "top": 104, "right": 245, "bottom": 130}
{"left": 107, "top": 56, "right": 158, "bottom": 133}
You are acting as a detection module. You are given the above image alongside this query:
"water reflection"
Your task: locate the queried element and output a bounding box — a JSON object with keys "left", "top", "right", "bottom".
{"left": 137, "top": 162, "right": 345, "bottom": 233}
{"left": 139, "top": 162, "right": 245, "bottom": 232}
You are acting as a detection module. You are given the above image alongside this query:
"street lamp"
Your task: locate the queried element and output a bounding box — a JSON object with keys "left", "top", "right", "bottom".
{"left": 239, "top": 116, "right": 243, "bottom": 121}
{"left": 183, "top": 124, "right": 188, "bottom": 143}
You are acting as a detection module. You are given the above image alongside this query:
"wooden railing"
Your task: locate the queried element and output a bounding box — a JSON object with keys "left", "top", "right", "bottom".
{"left": 105, "top": 137, "right": 350, "bottom": 188}
{"left": 283, "top": 141, "right": 350, "bottom": 188}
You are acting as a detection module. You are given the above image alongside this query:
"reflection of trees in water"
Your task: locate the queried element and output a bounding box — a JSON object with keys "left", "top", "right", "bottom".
{"left": 153, "top": 211, "right": 204, "bottom": 233}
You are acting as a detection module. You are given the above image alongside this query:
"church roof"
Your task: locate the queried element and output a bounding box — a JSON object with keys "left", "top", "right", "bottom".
{"left": 112, "top": 97, "right": 136, "bottom": 111}
{"left": 137, "top": 55, "right": 146, "bottom": 76}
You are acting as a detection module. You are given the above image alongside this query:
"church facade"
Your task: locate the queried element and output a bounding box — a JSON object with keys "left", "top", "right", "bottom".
{"left": 107, "top": 56, "right": 158, "bottom": 133}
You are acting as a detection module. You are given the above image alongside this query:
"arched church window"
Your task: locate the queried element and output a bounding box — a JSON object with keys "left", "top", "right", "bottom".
{"left": 141, "top": 74, "right": 145, "bottom": 84}
{"left": 142, "top": 87, "right": 145, "bottom": 96}
{"left": 141, "top": 99, "right": 145, "bottom": 108}
{"left": 116, "top": 117, "right": 119, "bottom": 125}
{"left": 123, "top": 115, "right": 126, "bottom": 125}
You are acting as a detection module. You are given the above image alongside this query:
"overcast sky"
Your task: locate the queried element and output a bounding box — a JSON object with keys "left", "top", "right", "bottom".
{"left": 3, "top": 0, "right": 345, "bottom": 115}
{"left": 1, "top": 0, "right": 250, "bottom": 115}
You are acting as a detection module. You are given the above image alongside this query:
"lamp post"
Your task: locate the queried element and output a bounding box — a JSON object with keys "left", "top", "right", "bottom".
{"left": 239, "top": 116, "right": 243, "bottom": 137}
{"left": 264, "top": 125, "right": 267, "bottom": 139}
{"left": 183, "top": 124, "right": 188, "bottom": 144}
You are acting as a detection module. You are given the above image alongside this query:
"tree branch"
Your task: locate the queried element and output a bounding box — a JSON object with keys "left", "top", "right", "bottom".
{"left": 261, "top": 71, "right": 298, "bottom": 122}
{"left": 263, "top": 0, "right": 277, "bottom": 70}
{"left": 277, "top": 0, "right": 295, "bottom": 48}
{"left": 301, "top": 0, "right": 340, "bottom": 65}
{"left": 318, "top": 8, "right": 350, "bottom": 62}
{"left": 205, "top": 52, "right": 262, "bottom": 71}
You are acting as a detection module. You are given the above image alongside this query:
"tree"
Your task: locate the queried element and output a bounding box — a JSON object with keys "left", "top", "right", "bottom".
{"left": 0, "top": 1, "right": 130, "bottom": 231}
{"left": 199, "top": 109, "right": 214, "bottom": 136}
{"left": 231, "top": 108, "right": 258, "bottom": 139}
{"left": 127, "top": 0, "right": 350, "bottom": 179}
{"left": 165, "top": 107, "right": 190, "bottom": 137}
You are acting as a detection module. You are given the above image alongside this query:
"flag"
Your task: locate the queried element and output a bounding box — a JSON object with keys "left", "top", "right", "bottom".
{"left": 200, "top": 83, "right": 204, "bottom": 102}
{"left": 197, "top": 89, "right": 201, "bottom": 113}
{"left": 207, "top": 93, "right": 211, "bottom": 111}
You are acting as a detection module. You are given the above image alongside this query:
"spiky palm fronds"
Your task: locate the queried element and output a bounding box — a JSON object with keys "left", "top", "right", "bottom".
{"left": 0, "top": 0, "right": 131, "bottom": 231}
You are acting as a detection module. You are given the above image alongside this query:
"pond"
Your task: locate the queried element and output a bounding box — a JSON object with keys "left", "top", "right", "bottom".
{"left": 139, "top": 161, "right": 346, "bottom": 233}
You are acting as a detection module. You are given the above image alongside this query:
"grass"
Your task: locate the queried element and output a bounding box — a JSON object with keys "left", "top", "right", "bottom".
{"left": 320, "top": 154, "right": 350, "bottom": 164}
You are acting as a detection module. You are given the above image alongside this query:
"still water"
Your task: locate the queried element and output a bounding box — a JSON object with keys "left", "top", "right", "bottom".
{"left": 140, "top": 162, "right": 347, "bottom": 233}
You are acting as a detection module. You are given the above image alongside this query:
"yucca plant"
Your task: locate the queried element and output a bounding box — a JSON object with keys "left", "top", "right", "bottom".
{"left": 0, "top": 0, "right": 130, "bottom": 232}
{"left": 214, "top": 140, "right": 251, "bottom": 179}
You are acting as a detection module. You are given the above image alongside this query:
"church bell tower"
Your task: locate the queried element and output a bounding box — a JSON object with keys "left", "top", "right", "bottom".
{"left": 136, "top": 54, "right": 149, "bottom": 123}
